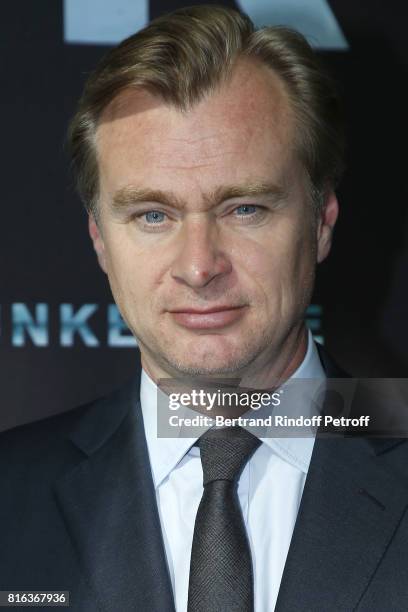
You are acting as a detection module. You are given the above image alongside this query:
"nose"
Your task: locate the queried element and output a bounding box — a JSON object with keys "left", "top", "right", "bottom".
{"left": 170, "top": 214, "right": 231, "bottom": 288}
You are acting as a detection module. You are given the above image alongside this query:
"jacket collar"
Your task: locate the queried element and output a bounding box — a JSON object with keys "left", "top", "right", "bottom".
{"left": 54, "top": 352, "right": 175, "bottom": 612}
{"left": 277, "top": 344, "right": 408, "bottom": 610}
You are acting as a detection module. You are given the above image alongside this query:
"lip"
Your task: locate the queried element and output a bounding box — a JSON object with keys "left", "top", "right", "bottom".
{"left": 169, "top": 305, "right": 246, "bottom": 330}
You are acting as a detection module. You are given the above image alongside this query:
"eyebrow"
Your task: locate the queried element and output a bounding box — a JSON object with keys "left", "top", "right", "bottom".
{"left": 110, "top": 181, "right": 288, "bottom": 212}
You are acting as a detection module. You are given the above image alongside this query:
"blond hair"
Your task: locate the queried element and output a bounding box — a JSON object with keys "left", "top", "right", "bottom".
{"left": 68, "top": 5, "right": 345, "bottom": 216}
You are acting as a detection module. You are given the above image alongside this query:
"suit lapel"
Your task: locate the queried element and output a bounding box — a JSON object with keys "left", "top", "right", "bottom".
{"left": 53, "top": 376, "right": 175, "bottom": 612}
{"left": 276, "top": 344, "right": 408, "bottom": 610}
{"left": 276, "top": 436, "right": 408, "bottom": 610}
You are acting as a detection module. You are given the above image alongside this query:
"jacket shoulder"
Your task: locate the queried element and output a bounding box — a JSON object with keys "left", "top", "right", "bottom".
{"left": 0, "top": 376, "right": 139, "bottom": 469}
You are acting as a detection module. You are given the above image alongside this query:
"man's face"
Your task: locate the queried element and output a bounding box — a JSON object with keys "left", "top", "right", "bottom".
{"left": 91, "top": 60, "right": 337, "bottom": 380}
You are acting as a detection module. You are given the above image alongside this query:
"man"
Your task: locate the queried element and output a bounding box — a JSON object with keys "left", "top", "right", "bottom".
{"left": 1, "top": 6, "right": 407, "bottom": 612}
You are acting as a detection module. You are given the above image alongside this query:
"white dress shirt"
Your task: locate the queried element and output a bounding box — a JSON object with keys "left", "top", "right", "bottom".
{"left": 140, "top": 331, "right": 325, "bottom": 612}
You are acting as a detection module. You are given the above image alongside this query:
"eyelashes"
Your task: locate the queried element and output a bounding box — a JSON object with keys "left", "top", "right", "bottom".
{"left": 133, "top": 205, "right": 269, "bottom": 232}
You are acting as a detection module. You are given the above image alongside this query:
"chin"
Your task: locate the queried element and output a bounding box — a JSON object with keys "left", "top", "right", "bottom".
{"left": 161, "top": 341, "right": 260, "bottom": 378}
{"left": 166, "top": 361, "right": 244, "bottom": 378}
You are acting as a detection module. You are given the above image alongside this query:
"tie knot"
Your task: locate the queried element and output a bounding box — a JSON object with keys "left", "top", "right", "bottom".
{"left": 198, "top": 426, "right": 261, "bottom": 486}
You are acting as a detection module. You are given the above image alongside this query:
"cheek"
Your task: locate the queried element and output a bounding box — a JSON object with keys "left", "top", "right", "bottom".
{"left": 104, "top": 234, "right": 169, "bottom": 306}
{"left": 235, "top": 221, "right": 306, "bottom": 279}
{"left": 234, "top": 221, "right": 316, "bottom": 306}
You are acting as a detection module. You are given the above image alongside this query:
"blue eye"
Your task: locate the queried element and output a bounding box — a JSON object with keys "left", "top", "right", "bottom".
{"left": 145, "top": 210, "right": 165, "bottom": 223}
{"left": 235, "top": 205, "right": 257, "bottom": 216}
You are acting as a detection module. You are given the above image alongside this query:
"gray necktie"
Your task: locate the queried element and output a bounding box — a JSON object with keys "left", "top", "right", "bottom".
{"left": 187, "top": 426, "right": 261, "bottom": 612}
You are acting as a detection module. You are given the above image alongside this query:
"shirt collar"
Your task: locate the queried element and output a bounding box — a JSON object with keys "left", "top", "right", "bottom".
{"left": 140, "top": 330, "right": 326, "bottom": 488}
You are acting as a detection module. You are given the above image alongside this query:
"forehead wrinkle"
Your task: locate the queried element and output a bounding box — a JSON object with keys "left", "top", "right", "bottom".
{"left": 156, "top": 158, "right": 235, "bottom": 171}
{"left": 155, "top": 132, "right": 242, "bottom": 169}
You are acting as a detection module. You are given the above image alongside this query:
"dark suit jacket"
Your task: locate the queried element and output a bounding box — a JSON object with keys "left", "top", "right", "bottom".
{"left": 1, "top": 346, "right": 408, "bottom": 611}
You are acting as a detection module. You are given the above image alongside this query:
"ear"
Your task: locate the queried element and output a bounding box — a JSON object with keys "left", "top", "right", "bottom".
{"left": 316, "top": 191, "right": 339, "bottom": 264}
{"left": 88, "top": 215, "right": 108, "bottom": 274}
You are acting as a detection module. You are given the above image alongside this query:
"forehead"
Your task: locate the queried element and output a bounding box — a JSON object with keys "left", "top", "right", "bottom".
{"left": 95, "top": 59, "right": 296, "bottom": 195}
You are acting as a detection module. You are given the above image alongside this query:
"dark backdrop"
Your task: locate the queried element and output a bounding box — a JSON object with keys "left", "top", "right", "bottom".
{"left": 1, "top": 1, "right": 407, "bottom": 431}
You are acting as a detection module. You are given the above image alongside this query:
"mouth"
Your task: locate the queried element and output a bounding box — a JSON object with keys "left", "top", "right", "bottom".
{"left": 169, "top": 305, "right": 247, "bottom": 330}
